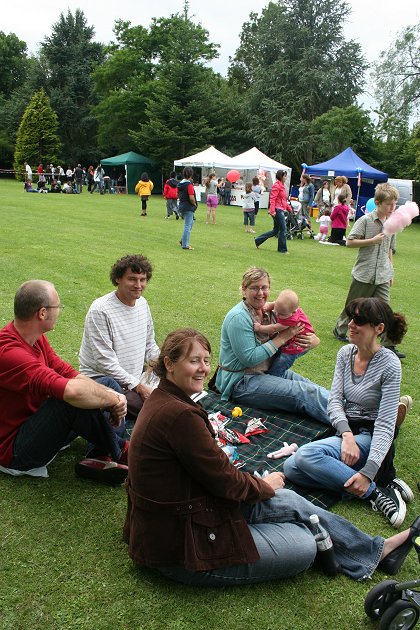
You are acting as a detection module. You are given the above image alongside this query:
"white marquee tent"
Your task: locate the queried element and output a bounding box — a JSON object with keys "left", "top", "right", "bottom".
{"left": 173, "top": 146, "right": 292, "bottom": 206}
{"left": 229, "top": 147, "right": 292, "bottom": 187}
{"left": 173, "top": 146, "right": 234, "bottom": 169}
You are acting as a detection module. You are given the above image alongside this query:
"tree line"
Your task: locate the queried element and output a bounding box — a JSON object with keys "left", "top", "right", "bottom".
{"left": 1, "top": 0, "right": 419, "bottom": 180}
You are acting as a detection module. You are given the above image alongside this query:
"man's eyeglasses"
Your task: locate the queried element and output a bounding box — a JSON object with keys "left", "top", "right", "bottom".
{"left": 44, "top": 304, "right": 64, "bottom": 310}
{"left": 248, "top": 285, "right": 270, "bottom": 293}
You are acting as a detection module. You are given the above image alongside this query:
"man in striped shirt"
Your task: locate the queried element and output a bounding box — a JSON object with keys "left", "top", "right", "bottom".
{"left": 79, "top": 254, "right": 160, "bottom": 423}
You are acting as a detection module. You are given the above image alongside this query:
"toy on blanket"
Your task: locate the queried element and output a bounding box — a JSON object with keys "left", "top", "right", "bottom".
{"left": 382, "top": 201, "right": 419, "bottom": 235}
{"left": 267, "top": 442, "right": 298, "bottom": 459}
{"left": 231, "top": 406, "right": 243, "bottom": 417}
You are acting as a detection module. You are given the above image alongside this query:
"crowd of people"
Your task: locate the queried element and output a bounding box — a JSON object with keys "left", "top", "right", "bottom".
{"left": 23, "top": 162, "right": 126, "bottom": 194}
{"left": 0, "top": 238, "right": 418, "bottom": 587}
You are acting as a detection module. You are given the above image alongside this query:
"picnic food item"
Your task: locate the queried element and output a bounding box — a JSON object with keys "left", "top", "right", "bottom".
{"left": 232, "top": 406, "right": 243, "bottom": 417}
{"left": 245, "top": 417, "right": 268, "bottom": 436}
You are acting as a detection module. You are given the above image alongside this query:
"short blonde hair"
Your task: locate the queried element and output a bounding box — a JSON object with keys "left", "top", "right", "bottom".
{"left": 374, "top": 183, "right": 399, "bottom": 204}
{"left": 241, "top": 267, "right": 270, "bottom": 292}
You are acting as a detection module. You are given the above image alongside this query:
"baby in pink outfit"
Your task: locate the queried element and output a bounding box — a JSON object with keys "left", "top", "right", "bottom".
{"left": 254, "top": 289, "right": 315, "bottom": 376}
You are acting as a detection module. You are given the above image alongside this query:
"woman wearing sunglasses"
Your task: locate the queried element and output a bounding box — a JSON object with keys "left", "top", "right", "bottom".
{"left": 284, "top": 297, "right": 413, "bottom": 530}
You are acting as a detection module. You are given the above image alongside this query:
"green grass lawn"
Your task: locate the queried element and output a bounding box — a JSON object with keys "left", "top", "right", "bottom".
{"left": 0, "top": 180, "right": 419, "bottom": 630}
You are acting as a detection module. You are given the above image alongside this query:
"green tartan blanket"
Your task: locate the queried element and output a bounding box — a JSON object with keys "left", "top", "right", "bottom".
{"left": 199, "top": 390, "right": 338, "bottom": 510}
{"left": 126, "top": 390, "right": 338, "bottom": 510}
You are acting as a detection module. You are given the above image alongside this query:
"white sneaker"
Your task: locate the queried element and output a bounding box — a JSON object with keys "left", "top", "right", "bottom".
{"left": 387, "top": 478, "right": 414, "bottom": 503}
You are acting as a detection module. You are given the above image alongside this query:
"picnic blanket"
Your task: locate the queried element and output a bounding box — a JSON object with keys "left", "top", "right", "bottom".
{"left": 199, "top": 391, "right": 338, "bottom": 510}
{"left": 126, "top": 390, "right": 338, "bottom": 510}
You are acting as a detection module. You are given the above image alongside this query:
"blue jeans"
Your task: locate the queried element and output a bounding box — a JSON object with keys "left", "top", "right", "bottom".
{"left": 157, "top": 489, "right": 383, "bottom": 585}
{"left": 243, "top": 210, "right": 255, "bottom": 226}
{"left": 255, "top": 209, "right": 287, "bottom": 252}
{"left": 284, "top": 432, "right": 376, "bottom": 498}
{"left": 166, "top": 199, "right": 178, "bottom": 217}
{"left": 268, "top": 350, "right": 308, "bottom": 378}
{"left": 232, "top": 369, "right": 330, "bottom": 424}
{"left": 181, "top": 210, "right": 194, "bottom": 248}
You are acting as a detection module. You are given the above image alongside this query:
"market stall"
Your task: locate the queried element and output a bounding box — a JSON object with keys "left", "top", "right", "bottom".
{"left": 305, "top": 147, "right": 388, "bottom": 216}
{"left": 174, "top": 146, "right": 292, "bottom": 208}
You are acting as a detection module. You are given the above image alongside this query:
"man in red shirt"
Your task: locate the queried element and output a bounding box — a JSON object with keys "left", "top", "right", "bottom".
{"left": 0, "top": 280, "right": 128, "bottom": 483}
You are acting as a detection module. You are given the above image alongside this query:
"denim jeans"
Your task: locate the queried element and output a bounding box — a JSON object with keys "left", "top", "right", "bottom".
{"left": 268, "top": 350, "right": 308, "bottom": 378}
{"left": 283, "top": 432, "right": 376, "bottom": 498}
{"left": 232, "top": 369, "right": 330, "bottom": 424}
{"left": 10, "top": 377, "right": 126, "bottom": 471}
{"left": 181, "top": 210, "right": 194, "bottom": 247}
{"left": 255, "top": 209, "right": 287, "bottom": 252}
{"left": 166, "top": 199, "right": 178, "bottom": 217}
{"left": 243, "top": 210, "right": 255, "bottom": 226}
{"left": 157, "top": 489, "right": 383, "bottom": 585}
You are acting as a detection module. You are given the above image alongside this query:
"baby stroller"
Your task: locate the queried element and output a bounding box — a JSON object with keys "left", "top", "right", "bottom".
{"left": 286, "top": 201, "right": 315, "bottom": 240}
{"left": 364, "top": 518, "right": 420, "bottom": 629}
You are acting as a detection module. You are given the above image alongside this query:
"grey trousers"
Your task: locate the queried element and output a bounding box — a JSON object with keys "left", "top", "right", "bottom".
{"left": 334, "top": 278, "right": 391, "bottom": 340}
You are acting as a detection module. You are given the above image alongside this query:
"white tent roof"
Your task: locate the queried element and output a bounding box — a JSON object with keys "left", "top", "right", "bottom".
{"left": 229, "top": 147, "right": 290, "bottom": 171}
{"left": 174, "top": 146, "right": 233, "bottom": 168}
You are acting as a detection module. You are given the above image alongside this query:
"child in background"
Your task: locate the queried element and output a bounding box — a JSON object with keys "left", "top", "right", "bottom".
{"left": 217, "top": 178, "right": 225, "bottom": 205}
{"left": 163, "top": 171, "right": 179, "bottom": 219}
{"left": 252, "top": 176, "right": 262, "bottom": 216}
{"left": 205, "top": 173, "right": 218, "bottom": 224}
{"left": 315, "top": 208, "right": 331, "bottom": 241}
{"left": 243, "top": 183, "right": 257, "bottom": 233}
{"left": 328, "top": 193, "right": 349, "bottom": 245}
{"left": 135, "top": 172, "right": 154, "bottom": 216}
{"left": 253, "top": 289, "right": 315, "bottom": 376}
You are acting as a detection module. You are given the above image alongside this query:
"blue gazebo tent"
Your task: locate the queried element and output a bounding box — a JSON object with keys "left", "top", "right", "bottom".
{"left": 306, "top": 147, "right": 388, "bottom": 213}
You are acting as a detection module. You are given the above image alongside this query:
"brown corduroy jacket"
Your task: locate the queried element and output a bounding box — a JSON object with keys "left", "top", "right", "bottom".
{"left": 123, "top": 377, "right": 274, "bottom": 571}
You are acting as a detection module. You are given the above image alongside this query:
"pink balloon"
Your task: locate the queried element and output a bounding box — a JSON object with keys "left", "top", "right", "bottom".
{"left": 226, "top": 169, "right": 241, "bottom": 183}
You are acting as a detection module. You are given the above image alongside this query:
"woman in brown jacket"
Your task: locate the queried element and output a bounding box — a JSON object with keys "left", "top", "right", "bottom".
{"left": 123, "top": 328, "right": 418, "bottom": 585}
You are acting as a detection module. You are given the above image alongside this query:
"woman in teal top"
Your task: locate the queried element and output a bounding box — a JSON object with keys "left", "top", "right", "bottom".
{"left": 215, "top": 267, "right": 330, "bottom": 422}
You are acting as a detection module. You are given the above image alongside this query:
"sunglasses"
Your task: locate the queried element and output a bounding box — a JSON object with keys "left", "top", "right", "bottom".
{"left": 346, "top": 311, "right": 370, "bottom": 326}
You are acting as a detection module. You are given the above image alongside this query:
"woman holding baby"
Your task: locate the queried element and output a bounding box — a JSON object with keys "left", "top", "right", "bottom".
{"left": 214, "top": 267, "right": 329, "bottom": 421}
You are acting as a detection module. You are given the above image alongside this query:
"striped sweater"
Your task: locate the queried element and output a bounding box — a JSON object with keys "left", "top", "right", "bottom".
{"left": 79, "top": 292, "right": 159, "bottom": 390}
{"left": 328, "top": 344, "right": 401, "bottom": 480}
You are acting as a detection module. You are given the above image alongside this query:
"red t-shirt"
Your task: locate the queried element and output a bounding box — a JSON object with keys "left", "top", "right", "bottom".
{"left": 0, "top": 322, "right": 78, "bottom": 465}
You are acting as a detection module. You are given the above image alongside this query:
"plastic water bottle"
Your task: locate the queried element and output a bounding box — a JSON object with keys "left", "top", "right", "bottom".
{"left": 309, "top": 514, "right": 340, "bottom": 576}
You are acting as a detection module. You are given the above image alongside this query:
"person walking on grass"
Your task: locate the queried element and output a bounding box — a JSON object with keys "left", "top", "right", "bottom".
{"left": 135, "top": 172, "right": 154, "bottom": 216}
{"left": 177, "top": 167, "right": 197, "bottom": 250}
{"left": 163, "top": 171, "right": 179, "bottom": 219}
{"left": 255, "top": 170, "right": 291, "bottom": 254}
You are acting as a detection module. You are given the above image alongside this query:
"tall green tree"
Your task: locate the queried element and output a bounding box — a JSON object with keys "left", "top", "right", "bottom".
{"left": 229, "top": 0, "right": 366, "bottom": 170}
{"left": 373, "top": 24, "right": 420, "bottom": 141}
{"left": 129, "top": 6, "right": 225, "bottom": 166}
{"left": 92, "top": 20, "right": 155, "bottom": 154}
{"left": 40, "top": 9, "right": 104, "bottom": 163}
{"left": 310, "top": 106, "right": 375, "bottom": 163}
{"left": 0, "top": 31, "right": 28, "bottom": 96}
{"left": 13, "top": 89, "right": 61, "bottom": 178}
